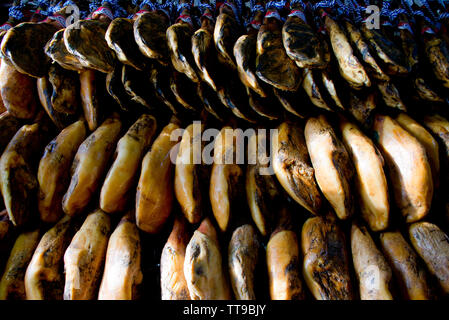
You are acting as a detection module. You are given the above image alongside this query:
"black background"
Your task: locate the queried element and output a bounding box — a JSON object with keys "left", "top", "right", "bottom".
{"left": 0, "top": 2, "right": 10, "bottom": 23}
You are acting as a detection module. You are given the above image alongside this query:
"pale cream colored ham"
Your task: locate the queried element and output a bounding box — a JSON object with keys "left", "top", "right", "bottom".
{"left": 409, "top": 222, "right": 449, "bottom": 294}
{"left": 267, "top": 229, "right": 305, "bottom": 300}
{"left": 160, "top": 216, "right": 190, "bottom": 300}
{"left": 324, "top": 15, "right": 370, "bottom": 90}
{"left": 228, "top": 224, "right": 260, "bottom": 300}
{"left": 25, "top": 216, "right": 76, "bottom": 300}
{"left": 373, "top": 115, "right": 433, "bottom": 223}
{"left": 38, "top": 120, "right": 87, "bottom": 223}
{"left": 175, "top": 123, "right": 205, "bottom": 224}
{"left": 395, "top": 113, "right": 440, "bottom": 191}
{"left": 136, "top": 122, "right": 181, "bottom": 233}
{"left": 98, "top": 212, "right": 143, "bottom": 300}
{"left": 380, "top": 231, "right": 433, "bottom": 300}
{"left": 210, "top": 126, "right": 244, "bottom": 232}
{"left": 302, "top": 215, "right": 354, "bottom": 300}
{"left": 63, "top": 115, "right": 122, "bottom": 216}
{"left": 339, "top": 118, "right": 389, "bottom": 231}
{"left": 100, "top": 114, "right": 157, "bottom": 213}
{"left": 184, "top": 218, "right": 231, "bottom": 300}
{"left": 64, "top": 209, "right": 112, "bottom": 300}
{"left": 351, "top": 223, "right": 393, "bottom": 300}
{"left": 305, "top": 115, "right": 355, "bottom": 220}
{"left": 0, "top": 229, "right": 40, "bottom": 300}
{"left": 272, "top": 122, "right": 322, "bottom": 215}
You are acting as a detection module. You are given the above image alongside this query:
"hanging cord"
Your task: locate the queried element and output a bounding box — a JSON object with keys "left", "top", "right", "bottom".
{"left": 265, "top": 0, "right": 288, "bottom": 22}
{"left": 1, "top": 1, "right": 26, "bottom": 30}
{"left": 246, "top": 0, "right": 264, "bottom": 29}
{"left": 89, "top": 1, "right": 114, "bottom": 20}
{"left": 176, "top": 1, "right": 194, "bottom": 27}
{"left": 347, "top": 0, "right": 363, "bottom": 24}
{"left": 31, "top": 0, "right": 52, "bottom": 17}
{"left": 198, "top": 2, "right": 215, "bottom": 22}
{"left": 335, "top": 0, "right": 351, "bottom": 19}
{"left": 8, "top": 1, "right": 26, "bottom": 21}
{"left": 288, "top": 0, "right": 307, "bottom": 22}
{"left": 140, "top": 0, "right": 157, "bottom": 11}
{"left": 158, "top": 1, "right": 174, "bottom": 22}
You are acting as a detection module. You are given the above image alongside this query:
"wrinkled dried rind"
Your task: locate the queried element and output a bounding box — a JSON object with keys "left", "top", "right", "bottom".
{"left": 0, "top": 229, "right": 40, "bottom": 300}
{"left": 98, "top": 213, "right": 143, "bottom": 300}
{"left": 321, "top": 69, "right": 345, "bottom": 109}
{"left": 192, "top": 28, "right": 218, "bottom": 91}
{"left": 340, "top": 119, "right": 389, "bottom": 231}
{"left": 373, "top": 115, "right": 433, "bottom": 223}
{"left": 304, "top": 115, "right": 355, "bottom": 220}
{"left": 282, "top": 15, "right": 326, "bottom": 69}
{"left": 38, "top": 120, "right": 87, "bottom": 223}
{"left": 234, "top": 34, "right": 267, "bottom": 98}
{"left": 105, "top": 18, "right": 147, "bottom": 71}
{"left": 272, "top": 122, "right": 322, "bottom": 214}
{"left": 64, "top": 19, "right": 116, "bottom": 73}
{"left": 214, "top": 13, "right": 240, "bottom": 70}
{"left": 134, "top": 11, "right": 170, "bottom": 66}
{"left": 45, "top": 29, "right": 84, "bottom": 72}
{"left": 63, "top": 209, "right": 111, "bottom": 300}
{"left": 267, "top": 230, "right": 306, "bottom": 300}
{"left": 350, "top": 223, "right": 393, "bottom": 300}
{"left": 37, "top": 76, "right": 74, "bottom": 130}
{"left": 377, "top": 81, "right": 406, "bottom": 111}
{"left": 361, "top": 26, "right": 409, "bottom": 76}
{"left": 25, "top": 216, "right": 76, "bottom": 300}
{"left": 48, "top": 63, "right": 80, "bottom": 115}
{"left": 425, "top": 37, "right": 449, "bottom": 88}
{"left": 0, "top": 111, "right": 23, "bottom": 153}
{"left": 256, "top": 24, "right": 301, "bottom": 91}
{"left": 0, "top": 123, "right": 48, "bottom": 226}
{"left": 325, "top": 17, "right": 370, "bottom": 89}
{"left": 347, "top": 91, "right": 377, "bottom": 127}
{"left": 380, "top": 231, "right": 433, "bottom": 300}
{"left": 413, "top": 77, "right": 444, "bottom": 103}
{"left": 167, "top": 23, "right": 200, "bottom": 83}
{"left": 228, "top": 225, "right": 260, "bottom": 300}
{"left": 409, "top": 222, "right": 449, "bottom": 294}
{"left": 301, "top": 216, "right": 353, "bottom": 300}
{"left": 344, "top": 21, "right": 389, "bottom": 82}
{"left": 302, "top": 68, "right": 332, "bottom": 111}
{"left": 136, "top": 123, "right": 180, "bottom": 234}
{"left": 0, "top": 60, "right": 37, "bottom": 119}
{"left": 184, "top": 228, "right": 231, "bottom": 300}
{"left": 63, "top": 116, "right": 122, "bottom": 216}
{"left": 1, "top": 22, "right": 60, "bottom": 78}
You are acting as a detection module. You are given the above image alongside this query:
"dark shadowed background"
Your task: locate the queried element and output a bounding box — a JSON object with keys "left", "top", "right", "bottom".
{"left": 0, "top": 2, "right": 10, "bottom": 23}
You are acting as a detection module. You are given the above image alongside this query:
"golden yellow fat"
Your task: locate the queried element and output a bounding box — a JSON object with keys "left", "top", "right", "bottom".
{"left": 136, "top": 122, "right": 180, "bottom": 233}
{"left": 38, "top": 120, "right": 87, "bottom": 223}
{"left": 63, "top": 209, "right": 111, "bottom": 300}
{"left": 98, "top": 213, "right": 142, "bottom": 300}
{"left": 63, "top": 116, "right": 122, "bottom": 216}
{"left": 267, "top": 230, "right": 305, "bottom": 300}
{"left": 0, "top": 229, "right": 40, "bottom": 300}
{"left": 100, "top": 114, "right": 157, "bottom": 213}
{"left": 340, "top": 118, "right": 389, "bottom": 231}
